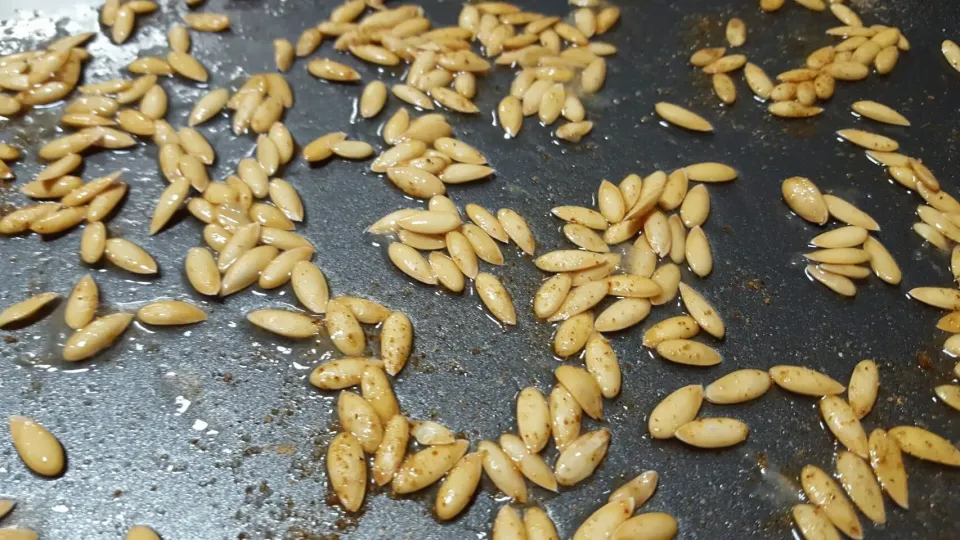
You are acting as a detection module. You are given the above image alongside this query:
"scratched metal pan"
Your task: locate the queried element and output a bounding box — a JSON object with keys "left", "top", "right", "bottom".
{"left": 1, "top": 0, "right": 958, "bottom": 538}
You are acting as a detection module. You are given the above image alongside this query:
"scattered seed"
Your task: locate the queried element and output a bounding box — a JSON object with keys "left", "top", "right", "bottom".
{"left": 326, "top": 432, "right": 366, "bottom": 511}
{"left": 8, "top": 416, "right": 65, "bottom": 476}
{"left": 836, "top": 451, "right": 886, "bottom": 525}
{"left": 435, "top": 452, "right": 482, "bottom": 520}
{"left": 654, "top": 102, "right": 713, "bottom": 132}
{"left": 801, "top": 465, "right": 863, "bottom": 539}
{"left": 393, "top": 439, "right": 468, "bottom": 494}
{"left": 675, "top": 418, "right": 749, "bottom": 448}
{"left": 0, "top": 292, "right": 58, "bottom": 328}
{"left": 138, "top": 300, "right": 206, "bottom": 326}
{"left": 943, "top": 40, "right": 960, "bottom": 73}
{"left": 868, "top": 428, "right": 909, "bottom": 509}
{"left": 820, "top": 395, "right": 869, "bottom": 458}
{"left": 769, "top": 365, "right": 845, "bottom": 396}
{"left": 888, "top": 425, "right": 960, "bottom": 466}
{"left": 63, "top": 312, "right": 134, "bottom": 361}
{"left": 554, "top": 429, "right": 609, "bottom": 486}
{"left": 862, "top": 236, "right": 901, "bottom": 285}
{"left": 792, "top": 504, "right": 841, "bottom": 540}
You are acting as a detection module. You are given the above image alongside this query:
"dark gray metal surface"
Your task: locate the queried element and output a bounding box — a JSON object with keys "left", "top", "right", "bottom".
{"left": 1, "top": 0, "right": 959, "bottom": 538}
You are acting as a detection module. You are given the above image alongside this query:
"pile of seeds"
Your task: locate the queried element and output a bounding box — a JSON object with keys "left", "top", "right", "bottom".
{"left": 688, "top": 3, "right": 911, "bottom": 119}
{"left": 781, "top": 175, "right": 900, "bottom": 297}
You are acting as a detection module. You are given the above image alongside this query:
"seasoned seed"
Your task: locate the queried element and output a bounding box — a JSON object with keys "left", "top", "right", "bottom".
{"left": 837, "top": 129, "right": 898, "bottom": 151}
{"left": 820, "top": 395, "right": 869, "bottom": 458}
{"left": 498, "top": 209, "right": 535, "bottom": 254}
{"left": 769, "top": 365, "right": 844, "bottom": 396}
{"left": 863, "top": 236, "right": 901, "bottom": 285}
{"left": 308, "top": 58, "right": 360, "bottom": 82}
{"left": 138, "top": 300, "right": 206, "bottom": 326}
{"left": 476, "top": 272, "right": 517, "bottom": 325}
{"left": 104, "top": 238, "right": 157, "bottom": 274}
{"left": 744, "top": 63, "right": 773, "bottom": 99}
{"left": 726, "top": 18, "right": 746, "bottom": 47}
{"left": 690, "top": 47, "right": 725, "bottom": 67}
{"left": 685, "top": 226, "right": 712, "bottom": 277}
{"left": 782, "top": 176, "right": 828, "bottom": 225}
{"left": 705, "top": 369, "right": 771, "bottom": 405}
{"left": 220, "top": 245, "right": 279, "bottom": 296}
{"left": 868, "top": 429, "right": 909, "bottom": 508}
{"left": 654, "top": 102, "right": 712, "bottom": 132}
{"left": 769, "top": 101, "right": 823, "bottom": 118}
{"left": 851, "top": 100, "right": 909, "bottom": 126}
{"left": 327, "top": 433, "right": 366, "bottom": 511}
{"left": 380, "top": 311, "right": 412, "bottom": 376}
{"left": 680, "top": 184, "right": 710, "bottom": 228}
{"left": 327, "top": 299, "right": 366, "bottom": 355}
{"left": 435, "top": 452, "right": 482, "bottom": 520}
{"left": 656, "top": 339, "right": 721, "bottom": 366}
{"left": 9, "top": 416, "right": 65, "bottom": 476}
{"left": 675, "top": 418, "right": 749, "bottom": 448}
{"left": 801, "top": 465, "right": 863, "bottom": 539}
{"left": 846, "top": 359, "right": 879, "bottom": 420}
{"left": 792, "top": 504, "right": 841, "bottom": 540}
{"left": 703, "top": 54, "right": 747, "bottom": 74}
{"left": 808, "top": 265, "right": 857, "bottom": 296}
{"left": 393, "top": 440, "right": 468, "bottom": 494}
{"left": 649, "top": 384, "right": 702, "bottom": 439}
{"left": 811, "top": 226, "right": 868, "bottom": 248}
{"left": 612, "top": 513, "right": 677, "bottom": 540}
{"left": 182, "top": 13, "right": 230, "bottom": 32}
{"left": 555, "top": 121, "right": 593, "bottom": 142}
{"left": 309, "top": 358, "right": 381, "bottom": 390}
{"left": 149, "top": 177, "right": 189, "bottom": 235}
{"left": 554, "top": 429, "right": 610, "bottom": 488}
{"left": 712, "top": 73, "right": 736, "bottom": 104}
{"left": 823, "top": 195, "right": 879, "bottom": 230}
{"left": 678, "top": 282, "right": 724, "bottom": 338}
{"left": 63, "top": 312, "right": 134, "bottom": 361}
{"left": 259, "top": 246, "right": 314, "bottom": 289}
{"left": 553, "top": 311, "right": 595, "bottom": 357}
{"left": 836, "top": 451, "right": 886, "bottom": 525}
{"left": 889, "top": 425, "right": 960, "bottom": 466}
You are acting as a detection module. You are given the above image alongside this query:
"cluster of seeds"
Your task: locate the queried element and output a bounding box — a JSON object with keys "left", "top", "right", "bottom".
{"left": 533, "top": 164, "right": 733, "bottom": 362}
{"left": 781, "top": 175, "right": 900, "bottom": 297}
{"left": 688, "top": 3, "right": 911, "bottom": 120}
{"left": 99, "top": 0, "right": 161, "bottom": 44}
{"left": 0, "top": 33, "right": 97, "bottom": 139}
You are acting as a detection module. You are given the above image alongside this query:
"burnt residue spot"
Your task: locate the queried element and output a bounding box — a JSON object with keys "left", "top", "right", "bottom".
{"left": 916, "top": 351, "right": 934, "bottom": 371}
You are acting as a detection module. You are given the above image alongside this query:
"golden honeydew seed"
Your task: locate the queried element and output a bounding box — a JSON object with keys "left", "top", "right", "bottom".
{"left": 726, "top": 17, "right": 746, "bottom": 47}
{"left": 555, "top": 365, "right": 603, "bottom": 420}
{"left": 435, "top": 452, "right": 482, "bottom": 520}
{"left": 495, "top": 208, "right": 534, "bottom": 254}
{"left": 178, "top": 127, "right": 215, "bottom": 165}
{"left": 680, "top": 184, "right": 710, "bottom": 228}
{"left": 866, "top": 150, "right": 910, "bottom": 167}
{"left": 266, "top": 179, "right": 303, "bottom": 222}
{"left": 703, "top": 53, "right": 747, "bottom": 74}
{"left": 167, "top": 51, "right": 209, "bottom": 82}
{"left": 28, "top": 206, "right": 86, "bottom": 235}
{"left": 603, "top": 217, "right": 643, "bottom": 246}
{"left": 0, "top": 204, "right": 58, "bottom": 235}
{"left": 915, "top": 222, "right": 948, "bottom": 248}
{"left": 309, "top": 357, "right": 381, "bottom": 390}
{"left": 475, "top": 272, "right": 517, "bottom": 325}
{"left": 769, "top": 365, "right": 845, "bottom": 396}
{"left": 373, "top": 140, "right": 427, "bottom": 173}
{"left": 837, "top": 128, "right": 899, "bottom": 151}
{"left": 149, "top": 176, "right": 189, "bottom": 235}
{"left": 497, "top": 95, "right": 523, "bottom": 136}
{"left": 654, "top": 102, "right": 712, "bottom": 132}
{"left": 777, "top": 68, "right": 819, "bottom": 83}
{"left": 462, "top": 224, "right": 504, "bottom": 264}
{"left": 332, "top": 297, "right": 388, "bottom": 326}
{"left": 888, "top": 425, "right": 960, "bottom": 466}
{"left": 770, "top": 82, "right": 797, "bottom": 102}
{"left": 127, "top": 56, "right": 172, "bottom": 76}
{"left": 140, "top": 85, "right": 167, "bottom": 120}
{"left": 554, "top": 428, "right": 610, "bottom": 486}
{"left": 909, "top": 158, "right": 939, "bottom": 191}
{"left": 137, "top": 300, "right": 206, "bottom": 326}
{"left": 943, "top": 40, "right": 960, "bottom": 72}
{"left": 499, "top": 434, "right": 558, "bottom": 492}
{"left": 868, "top": 429, "right": 909, "bottom": 508}
{"left": 357, "top": 80, "right": 387, "bottom": 119}
{"left": 580, "top": 58, "right": 606, "bottom": 94}
{"left": 428, "top": 252, "right": 465, "bottom": 293}
{"left": 656, "top": 339, "right": 721, "bottom": 366}
{"left": 270, "top": 39, "right": 294, "bottom": 72}
{"left": 685, "top": 226, "right": 712, "bottom": 277}
{"left": 807, "top": 46, "right": 837, "bottom": 69}
{"left": 782, "top": 176, "right": 828, "bottom": 225}
{"left": 372, "top": 416, "right": 410, "bottom": 486}
{"left": 553, "top": 311, "right": 594, "bottom": 357}
{"left": 337, "top": 391, "right": 384, "bottom": 454}
{"left": 675, "top": 417, "right": 749, "bottom": 448}
{"left": 516, "top": 387, "right": 550, "bottom": 453}
{"left": 801, "top": 465, "right": 864, "bottom": 539}
{"left": 573, "top": 7, "right": 596, "bottom": 38}
{"left": 574, "top": 498, "right": 634, "bottom": 540}
{"left": 677, "top": 282, "right": 723, "bottom": 338}
{"left": 477, "top": 440, "right": 527, "bottom": 502}
{"left": 327, "top": 432, "right": 366, "bottom": 512}
{"left": 534, "top": 250, "right": 604, "bottom": 273}
{"left": 822, "top": 195, "right": 879, "bottom": 230}
{"left": 609, "top": 471, "right": 658, "bottom": 510}
{"left": 386, "top": 166, "right": 445, "bottom": 198}
{"left": 288, "top": 261, "right": 329, "bottom": 313}
{"left": 792, "top": 504, "right": 841, "bottom": 540}
{"left": 524, "top": 507, "right": 559, "bottom": 540}
{"left": 562, "top": 223, "right": 608, "bottom": 253}
{"left": 38, "top": 128, "right": 102, "bottom": 161}
{"left": 307, "top": 58, "right": 360, "bottom": 82}
{"left": 534, "top": 273, "right": 573, "bottom": 319}
{"left": 399, "top": 230, "right": 444, "bottom": 250}
{"left": 35, "top": 153, "right": 82, "bottom": 182}
{"left": 63, "top": 312, "right": 134, "bottom": 361}
{"left": 8, "top": 416, "right": 65, "bottom": 477}
{"left": 326, "top": 299, "right": 366, "bottom": 356}
{"left": 0, "top": 292, "right": 57, "bottom": 328}
{"left": 643, "top": 212, "right": 670, "bottom": 257}
{"left": 934, "top": 385, "right": 960, "bottom": 411}
{"left": 938, "top": 311, "right": 960, "bottom": 333}
{"left": 690, "top": 47, "right": 725, "bottom": 67}
{"left": 918, "top": 184, "right": 960, "bottom": 214}
{"left": 811, "top": 226, "right": 868, "bottom": 248}
{"left": 78, "top": 221, "right": 107, "bottom": 263}
{"left": 444, "top": 230, "right": 478, "bottom": 278}
{"left": 394, "top": 210, "right": 459, "bottom": 236}
{"left": 851, "top": 100, "right": 909, "bottom": 126}
{"left": 549, "top": 384, "right": 582, "bottom": 451}
{"left": 104, "top": 238, "right": 157, "bottom": 274}
{"left": 432, "top": 137, "right": 485, "bottom": 166}
{"left": 438, "top": 164, "right": 495, "bottom": 184}
{"left": 712, "top": 73, "right": 736, "bottom": 104}
{"left": 769, "top": 101, "right": 823, "bottom": 118}
{"left": 380, "top": 311, "right": 412, "bottom": 376}
{"left": 18, "top": 177, "right": 74, "bottom": 199}
{"left": 604, "top": 275, "right": 659, "bottom": 299}
{"left": 125, "top": 525, "right": 160, "bottom": 540}
{"left": 462, "top": 205, "right": 506, "bottom": 244}
{"left": 829, "top": 3, "right": 862, "bottom": 26}
{"left": 184, "top": 247, "right": 220, "bottom": 296}
{"left": 220, "top": 245, "right": 279, "bottom": 296}
{"left": 250, "top": 96, "right": 284, "bottom": 134}
{"left": 429, "top": 86, "right": 479, "bottom": 114}
{"left": 183, "top": 12, "right": 230, "bottom": 32}
{"left": 259, "top": 246, "right": 315, "bottom": 289}
{"left": 249, "top": 202, "right": 294, "bottom": 231}
{"left": 820, "top": 395, "right": 869, "bottom": 458}
{"left": 585, "top": 332, "right": 621, "bottom": 399}
{"left": 562, "top": 94, "right": 585, "bottom": 123}
{"left": 646, "top": 264, "right": 679, "bottom": 306}
{"left": 64, "top": 275, "right": 98, "bottom": 330}
{"left": 862, "top": 236, "right": 901, "bottom": 285}
{"left": 61, "top": 173, "right": 120, "bottom": 207}
{"left": 493, "top": 505, "right": 526, "bottom": 539}
{"left": 237, "top": 157, "right": 270, "bottom": 198}
{"left": 296, "top": 27, "right": 322, "bottom": 57}
{"left": 704, "top": 369, "right": 771, "bottom": 405}
{"left": 187, "top": 88, "right": 228, "bottom": 127}
{"left": 684, "top": 162, "right": 737, "bottom": 183}
{"left": 808, "top": 265, "right": 856, "bottom": 296}
{"left": 168, "top": 23, "right": 190, "bottom": 53}
{"left": 555, "top": 120, "right": 593, "bottom": 143}
{"left": 743, "top": 63, "right": 773, "bottom": 100}
{"left": 111, "top": 5, "right": 134, "bottom": 43}
{"left": 612, "top": 513, "right": 678, "bottom": 540}
{"left": 835, "top": 451, "right": 886, "bottom": 525}
{"left": 218, "top": 222, "right": 261, "bottom": 271}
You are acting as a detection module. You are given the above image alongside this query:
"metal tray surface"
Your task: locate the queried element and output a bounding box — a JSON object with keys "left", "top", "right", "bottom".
{"left": 1, "top": 0, "right": 959, "bottom": 538}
